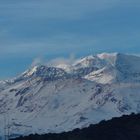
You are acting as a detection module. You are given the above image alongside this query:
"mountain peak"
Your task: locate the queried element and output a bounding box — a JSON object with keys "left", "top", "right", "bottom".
{"left": 73, "top": 55, "right": 104, "bottom": 69}
{"left": 11, "top": 53, "right": 140, "bottom": 83}
{"left": 13, "top": 65, "right": 67, "bottom": 83}
{"left": 97, "top": 52, "right": 118, "bottom": 59}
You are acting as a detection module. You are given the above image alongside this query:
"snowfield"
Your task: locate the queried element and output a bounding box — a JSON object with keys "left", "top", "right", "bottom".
{"left": 0, "top": 53, "right": 140, "bottom": 139}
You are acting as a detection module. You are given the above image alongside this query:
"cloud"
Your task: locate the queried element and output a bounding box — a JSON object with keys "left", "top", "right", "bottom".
{"left": 48, "top": 53, "right": 76, "bottom": 67}
{"left": 31, "top": 57, "right": 44, "bottom": 67}
{"left": 29, "top": 53, "right": 77, "bottom": 70}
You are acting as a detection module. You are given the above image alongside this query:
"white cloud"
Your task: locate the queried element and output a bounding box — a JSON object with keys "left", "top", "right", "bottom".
{"left": 48, "top": 53, "right": 76, "bottom": 67}
{"left": 31, "top": 57, "right": 44, "bottom": 67}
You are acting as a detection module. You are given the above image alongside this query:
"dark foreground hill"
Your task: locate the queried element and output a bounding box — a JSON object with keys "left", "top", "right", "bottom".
{"left": 12, "top": 113, "right": 140, "bottom": 140}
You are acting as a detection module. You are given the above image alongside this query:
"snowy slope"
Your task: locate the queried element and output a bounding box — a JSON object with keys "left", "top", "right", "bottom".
{"left": 0, "top": 53, "right": 140, "bottom": 139}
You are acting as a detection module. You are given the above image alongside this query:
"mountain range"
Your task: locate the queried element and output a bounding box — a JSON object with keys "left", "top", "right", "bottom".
{"left": 0, "top": 53, "right": 140, "bottom": 139}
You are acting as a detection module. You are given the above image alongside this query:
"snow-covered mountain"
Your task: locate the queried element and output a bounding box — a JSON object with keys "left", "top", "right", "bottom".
{"left": 0, "top": 53, "right": 140, "bottom": 139}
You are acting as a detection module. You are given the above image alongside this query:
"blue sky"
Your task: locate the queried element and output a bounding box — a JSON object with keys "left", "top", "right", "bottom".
{"left": 0, "top": 0, "right": 140, "bottom": 79}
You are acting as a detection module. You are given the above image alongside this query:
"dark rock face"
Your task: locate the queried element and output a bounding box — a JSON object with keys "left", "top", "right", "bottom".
{"left": 12, "top": 113, "right": 140, "bottom": 140}
{"left": 13, "top": 65, "right": 68, "bottom": 83}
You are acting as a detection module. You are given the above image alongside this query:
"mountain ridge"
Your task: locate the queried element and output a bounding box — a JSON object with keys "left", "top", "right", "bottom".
{"left": 0, "top": 53, "right": 140, "bottom": 139}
